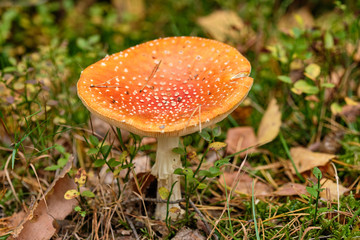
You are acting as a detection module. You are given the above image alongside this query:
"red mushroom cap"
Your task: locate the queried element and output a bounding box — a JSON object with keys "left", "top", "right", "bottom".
{"left": 77, "top": 36, "right": 253, "bottom": 137}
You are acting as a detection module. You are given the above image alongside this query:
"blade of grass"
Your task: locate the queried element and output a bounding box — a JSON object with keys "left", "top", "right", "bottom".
{"left": 221, "top": 173, "right": 234, "bottom": 237}
{"left": 252, "top": 180, "right": 260, "bottom": 240}
{"left": 279, "top": 132, "right": 305, "bottom": 182}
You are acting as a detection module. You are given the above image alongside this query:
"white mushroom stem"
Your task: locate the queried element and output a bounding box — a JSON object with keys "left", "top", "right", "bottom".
{"left": 151, "top": 136, "right": 182, "bottom": 220}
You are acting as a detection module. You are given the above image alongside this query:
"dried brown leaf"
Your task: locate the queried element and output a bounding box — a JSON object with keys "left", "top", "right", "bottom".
{"left": 220, "top": 172, "right": 273, "bottom": 196}
{"left": 308, "top": 131, "right": 344, "bottom": 154}
{"left": 9, "top": 157, "right": 77, "bottom": 239}
{"left": 230, "top": 105, "right": 253, "bottom": 125}
{"left": 290, "top": 147, "right": 335, "bottom": 174}
{"left": 197, "top": 10, "right": 254, "bottom": 42}
{"left": 112, "top": 0, "right": 145, "bottom": 19}
{"left": 225, "top": 126, "right": 257, "bottom": 157}
{"left": 278, "top": 7, "right": 314, "bottom": 35}
{"left": 274, "top": 183, "right": 308, "bottom": 196}
{"left": 340, "top": 103, "right": 360, "bottom": 123}
{"left": 257, "top": 98, "right": 282, "bottom": 145}
{"left": 320, "top": 179, "right": 349, "bottom": 201}
{"left": 172, "top": 227, "right": 205, "bottom": 240}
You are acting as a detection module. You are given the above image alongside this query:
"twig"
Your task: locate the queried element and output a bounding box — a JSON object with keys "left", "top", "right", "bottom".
{"left": 189, "top": 199, "right": 218, "bottom": 240}
{"left": 125, "top": 215, "right": 140, "bottom": 240}
{"left": 185, "top": 104, "right": 202, "bottom": 129}
{"left": 4, "top": 155, "right": 20, "bottom": 203}
{"left": 122, "top": 197, "right": 186, "bottom": 205}
{"left": 90, "top": 85, "right": 121, "bottom": 88}
{"left": 140, "top": 60, "right": 162, "bottom": 92}
{"left": 199, "top": 104, "right": 202, "bottom": 132}
{"left": 29, "top": 163, "right": 48, "bottom": 209}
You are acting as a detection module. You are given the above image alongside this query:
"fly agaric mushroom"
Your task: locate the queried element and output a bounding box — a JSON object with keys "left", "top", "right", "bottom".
{"left": 77, "top": 36, "right": 253, "bottom": 220}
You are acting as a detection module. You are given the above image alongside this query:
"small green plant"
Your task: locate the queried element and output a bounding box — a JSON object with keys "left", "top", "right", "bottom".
{"left": 44, "top": 144, "right": 69, "bottom": 171}
{"left": 306, "top": 167, "right": 324, "bottom": 222}
{"left": 74, "top": 205, "right": 87, "bottom": 217}
{"left": 64, "top": 168, "right": 95, "bottom": 200}
{"left": 84, "top": 132, "right": 139, "bottom": 197}
{"left": 64, "top": 168, "right": 95, "bottom": 218}
{"left": 173, "top": 127, "right": 228, "bottom": 223}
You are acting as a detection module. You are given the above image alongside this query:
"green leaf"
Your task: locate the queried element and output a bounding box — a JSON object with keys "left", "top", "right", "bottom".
{"left": 89, "top": 135, "right": 99, "bottom": 146}
{"left": 182, "top": 168, "right": 194, "bottom": 178}
{"left": 209, "top": 142, "right": 227, "bottom": 151}
{"left": 94, "top": 159, "right": 106, "bottom": 167}
{"left": 76, "top": 38, "right": 89, "bottom": 50}
{"left": 197, "top": 183, "right": 207, "bottom": 190}
{"left": 119, "top": 151, "right": 128, "bottom": 163}
{"left": 183, "top": 136, "right": 193, "bottom": 146}
{"left": 205, "top": 166, "right": 222, "bottom": 178}
{"left": 199, "top": 130, "right": 211, "bottom": 142}
{"left": 158, "top": 187, "right": 169, "bottom": 200}
{"left": 306, "top": 186, "right": 318, "bottom": 198}
{"left": 44, "top": 165, "right": 60, "bottom": 171}
{"left": 277, "top": 75, "right": 292, "bottom": 84}
{"left": 57, "top": 158, "right": 68, "bottom": 168}
{"left": 87, "top": 148, "right": 98, "bottom": 155}
{"left": 293, "top": 80, "right": 319, "bottom": 94}
{"left": 212, "top": 126, "right": 221, "bottom": 137}
{"left": 214, "top": 159, "right": 230, "bottom": 167}
{"left": 324, "top": 31, "right": 334, "bottom": 49}
{"left": 113, "top": 168, "right": 121, "bottom": 176}
{"left": 108, "top": 158, "right": 121, "bottom": 167}
{"left": 88, "top": 35, "right": 100, "bottom": 44}
{"left": 172, "top": 147, "right": 186, "bottom": 155}
{"left": 312, "top": 167, "right": 322, "bottom": 179}
{"left": 81, "top": 190, "right": 95, "bottom": 198}
{"left": 74, "top": 206, "right": 82, "bottom": 212}
{"left": 121, "top": 163, "right": 134, "bottom": 169}
{"left": 55, "top": 144, "right": 65, "bottom": 154}
{"left": 291, "top": 27, "right": 302, "bottom": 39}
{"left": 321, "top": 83, "right": 335, "bottom": 88}
{"left": 174, "top": 168, "right": 184, "bottom": 175}
{"left": 198, "top": 170, "right": 211, "bottom": 177}
{"left": 100, "top": 145, "right": 111, "bottom": 156}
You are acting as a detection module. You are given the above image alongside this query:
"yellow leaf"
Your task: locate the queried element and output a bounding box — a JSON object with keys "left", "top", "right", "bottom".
{"left": 256, "top": 99, "right": 282, "bottom": 145}
{"left": 74, "top": 168, "right": 87, "bottom": 187}
{"left": 64, "top": 189, "right": 80, "bottom": 200}
{"left": 304, "top": 63, "right": 321, "bottom": 80}
{"left": 209, "top": 142, "right": 227, "bottom": 151}
{"left": 344, "top": 97, "right": 358, "bottom": 106}
{"left": 158, "top": 187, "right": 169, "bottom": 200}
{"left": 169, "top": 207, "right": 180, "bottom": 214}
{"left": 330, "top": 103, "right": 342, "bottom": 114}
